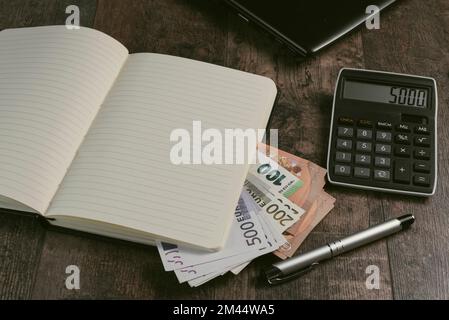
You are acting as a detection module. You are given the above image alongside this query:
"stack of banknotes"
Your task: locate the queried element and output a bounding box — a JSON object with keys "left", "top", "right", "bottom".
{"left": 157, "top": 144, "right": 335, "bottom": 287}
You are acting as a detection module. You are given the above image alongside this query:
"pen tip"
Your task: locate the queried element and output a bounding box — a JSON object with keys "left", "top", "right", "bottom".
{"left": 265, "top": 267, "right": 282, "bottom": 285}
{"left": 398, "top": 214, "right": 415, "bottom": 229}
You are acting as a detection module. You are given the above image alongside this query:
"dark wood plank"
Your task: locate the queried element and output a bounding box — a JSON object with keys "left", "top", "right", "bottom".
{"left": 0, "top": 0, "right": 97, "bottom": 30}
{"left": 31, "top": 0, "right": 229, "bottom": 299}
{"left": 16, "top": 0, "right": 392, "bottom": 299}
{"left": 0, "top": 211, "right": 45, "bottom": 299}
{"left": 362, "top": 0, "right": 449, "bottom": 299}
{"left": 31, "top": 229, "right": 160, "bottom": 299}
{"left": 2, "top": 0, "right": 448, "bottom": 299}
{"left": 0, "top": 0, "right": 97, "bottom": 300}
{"left": 203, "top": 11, "right": 393, "bottom": 299}
{"left": 93, "top": 0, "right": 227, "bottom": 63}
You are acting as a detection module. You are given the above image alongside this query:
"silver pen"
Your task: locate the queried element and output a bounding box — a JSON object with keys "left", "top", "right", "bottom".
{"left": 266, "top": 214, "right": 415, "bottom": 285}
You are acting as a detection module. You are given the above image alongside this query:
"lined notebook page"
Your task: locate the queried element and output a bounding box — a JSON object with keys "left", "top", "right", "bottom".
{"left": 0, "top": 26, "right": 128, "bottom": 213}
{"left": 47, "top": 53, "right": 277, "bottom": 250}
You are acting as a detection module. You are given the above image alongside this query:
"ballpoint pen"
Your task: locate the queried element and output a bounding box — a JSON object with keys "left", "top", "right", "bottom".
{"left": 265, "top": 214, "right": 415, "bottom": 285}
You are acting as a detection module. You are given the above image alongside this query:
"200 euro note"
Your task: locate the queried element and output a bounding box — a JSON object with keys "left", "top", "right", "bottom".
{"left": 257, "top": 143, "right": 335, "bottom": 259}
{"left": 244, "top": 173, "right": 306, "bottom": 233}
{"left": 275, "top": 191, "right": 335, "bottom": 259}
{"left": 229, "top": 145, "right": 334, "bottom": 273}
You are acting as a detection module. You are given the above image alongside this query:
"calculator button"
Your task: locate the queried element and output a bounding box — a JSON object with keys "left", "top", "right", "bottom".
{"left": 358, "top": 119, "right": 373, "bottom": 128}
{"left": 337, "top": 139, "right": 353, "bottom": 151}
{"left": 357, "top": 129, "right": 372, "bottom": 140}
{"left": 338, "top": 127, "right": 354, "bottom": 138}
{"left": 377, "top": 121, "right": 392, "bottom": 130}
{"left": 414, "top": 162, "right": 430, "bottom": 173}
{"left": 396, "top": 124, "right": 411, "bottom": 133}
{"left": 395, "top": 134, "right": 411, "bottom": 145}
{"left": 339, "top": 117, "right": 355, "bottom": 125}
{"left": 376, "top": 131, "right": 392, "bottom": 142}
{"left": 356, "top": 141, "right": 372, "bottom": 153}
{"left": 414, "top": 148, "right": 431, "bottom": 160}
{"left": 374, "top": 170, "right": 390, "bottom": 181}
{"left": 375, "top": 144, "right": 391, "bottom": 155}
{"left": 354, "top": 167, "right": 370, "bottom": 179}
{"left": 394, "top": 160, "right": 411, "bottom": 184}
{"left": 335, "top": 165, "right": 351, "bottom": 176}
{"left": 336, "top": 152, "right": 352, "bottom": 163}
{"left": 415, "top": 125, "right": 430, "bottom": 135}
{"left": 414, "top": 136, "right": 431, "bottom": 147}
{"left": 395, "top": 146, "right": 411, "bottom": 157}
{"left": 413, "top": 175, "right": 430, "bottom": 187}
{"left": 355, "top": 154, "right": 371, "bottom": 166}
{"left": 375, "top": 157, "right": 391, "bottom": 168}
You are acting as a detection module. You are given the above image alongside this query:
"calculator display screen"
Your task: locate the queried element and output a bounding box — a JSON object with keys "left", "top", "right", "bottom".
{"left": 343, "top": 80, "right": 428, "bottom": 108}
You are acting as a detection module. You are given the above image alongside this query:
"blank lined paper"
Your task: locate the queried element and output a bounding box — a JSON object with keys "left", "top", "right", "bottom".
{"left": 0, "top": 26, "right": 128, "bottom": 213}
{"left": 48, "top": 53, "right": 277, "bottom": 249}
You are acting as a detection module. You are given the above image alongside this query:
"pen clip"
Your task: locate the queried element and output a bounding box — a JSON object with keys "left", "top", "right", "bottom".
{"left": 266, "top": 262, "right": 319, "bottom": 285}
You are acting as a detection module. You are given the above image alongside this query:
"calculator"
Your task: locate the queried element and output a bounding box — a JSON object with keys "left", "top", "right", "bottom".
{"left": 327, "top": 68, "right": 438, "bottom": 196}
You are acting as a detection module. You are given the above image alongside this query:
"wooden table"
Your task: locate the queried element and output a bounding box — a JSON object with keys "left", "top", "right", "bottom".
{"left": 1, "top": 0, "right": 448, "bottom": 300}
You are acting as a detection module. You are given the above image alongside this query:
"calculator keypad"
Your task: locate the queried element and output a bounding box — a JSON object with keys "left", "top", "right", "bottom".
{"left": 396, "top": 124, "right": 411, "bottom": 132}
{"left": 331, "top": 117, "right": 434, "bottom": 192}
{"left": 375, "top": 156, "right": 390, "bottom": 168}
{"left": 376, "top": 131, "right": 392, "bottom": 142}
{"left": 395, "top": 146, "right": 411, "bottom": 157}
{"left": 335, "top": 165, "right": 351, "bottom": 176}
{"left": 355, "top": 154, "right": 371, "bottom": 165}
{"left": 375, "top": 144, "right": 391, "bottom": 155}
{"left": 357, "top": 129, "right": 372, "bottom": 140}
{"left": 338, "top": 127, "right": 354, "bottom": 138}
{"left": 336, "top": 152, "right": 352, "bottom": 163}
{"left": 374, "top": 169, "right": 390, "bottom": 181}
{"left": 394, "top": 159, "right": 411, "bottom": 184}
{"left": 414, "top": 136, "right": 430, "bottom": 147}
{"left": 337, "top": 139, "right": 352, "bottom": 150}
{"left": 395, "top": 134, "right": 411, "bottom": 145}
{"left": 356, "top": 141, "right": 372, "bottom": 152}
{"left": 354, "top": 167, "right": 370, "bottom": 179}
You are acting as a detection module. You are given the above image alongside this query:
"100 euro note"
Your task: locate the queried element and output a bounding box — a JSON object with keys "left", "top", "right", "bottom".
{"left": 258, "top": 143, "right": 326, "bottom": 209}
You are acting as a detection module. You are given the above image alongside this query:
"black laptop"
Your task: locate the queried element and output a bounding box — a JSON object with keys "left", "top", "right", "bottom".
{"left": 224, "top": 0, "right": 397, "bottom": 56}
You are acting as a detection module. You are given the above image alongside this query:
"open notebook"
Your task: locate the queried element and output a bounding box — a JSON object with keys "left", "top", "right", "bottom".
{"left": 0, "top": 26, "right": 277, "bottom": 250}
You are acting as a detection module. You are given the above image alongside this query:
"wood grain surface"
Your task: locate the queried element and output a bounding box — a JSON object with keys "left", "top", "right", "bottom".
{"left": 0, "top": 0, "right": 448, "bottom": 299}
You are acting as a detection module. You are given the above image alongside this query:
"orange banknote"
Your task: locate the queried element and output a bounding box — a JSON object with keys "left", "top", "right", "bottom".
{"left": 258, "top": 143, "right": 335, "bottom": 259}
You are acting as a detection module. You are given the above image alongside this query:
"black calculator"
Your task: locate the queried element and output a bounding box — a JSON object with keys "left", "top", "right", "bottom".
{"left": 327, "top": 68, "right": 438, "bottom": 196}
